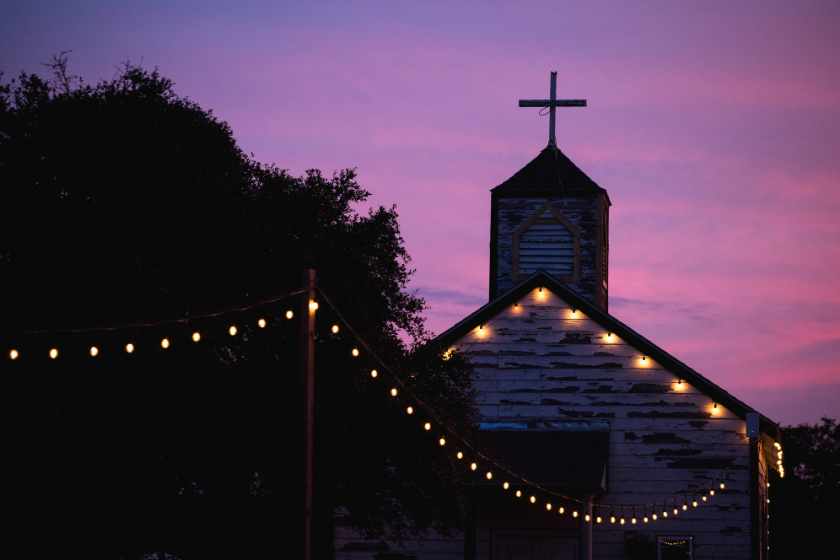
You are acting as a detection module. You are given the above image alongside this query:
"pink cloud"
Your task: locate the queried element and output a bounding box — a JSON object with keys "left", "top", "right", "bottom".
{"left": 1, "top": 0, "right": 838, "bottom": 424}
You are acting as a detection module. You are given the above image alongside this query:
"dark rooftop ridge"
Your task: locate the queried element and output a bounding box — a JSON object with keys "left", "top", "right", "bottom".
{"left": 492, "top": 144, "right": 605, "bottom": 195}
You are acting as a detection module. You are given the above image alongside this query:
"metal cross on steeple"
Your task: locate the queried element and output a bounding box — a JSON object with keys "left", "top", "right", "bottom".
{"left": 519, "top": 71, "right": 586, "bottom": 148}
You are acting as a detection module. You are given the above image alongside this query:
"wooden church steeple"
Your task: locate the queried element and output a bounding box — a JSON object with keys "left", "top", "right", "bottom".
{"left": 489, "top": 73, "right": 611, "bottom": 310}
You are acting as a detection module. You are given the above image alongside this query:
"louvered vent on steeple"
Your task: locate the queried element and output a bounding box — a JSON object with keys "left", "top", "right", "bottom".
{"left": 518, "top": 209, "right": 574, "bottom": 276}
{"left": 512, "top": 201, "right": 580, "bottom": 283}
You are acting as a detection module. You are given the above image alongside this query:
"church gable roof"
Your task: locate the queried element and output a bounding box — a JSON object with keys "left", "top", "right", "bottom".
{"left": 436, "top": 271, "right": 779, "bottom": 438}
{"left": 492, "top": 146, "right": 606, "bottom": 196}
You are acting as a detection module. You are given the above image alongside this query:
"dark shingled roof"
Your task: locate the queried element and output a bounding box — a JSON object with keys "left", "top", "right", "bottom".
{"left": 492, "top": 145, "right": 606, "bottom": 195}
{"left": 472, "top": 430, "right": 609, "bottom": 491}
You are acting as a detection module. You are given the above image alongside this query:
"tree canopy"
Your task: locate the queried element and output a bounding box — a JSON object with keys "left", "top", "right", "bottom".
{"left": 1, "top": 57, "right": 480, "bottom": 559}
{"left": 771, "top": 417, "right": 838, "bottom": 558}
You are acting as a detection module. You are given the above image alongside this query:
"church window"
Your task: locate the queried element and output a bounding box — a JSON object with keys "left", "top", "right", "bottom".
{"left": 657, "top": 536, "right": 693, "bottom": 560}
{"left": 512, "top": 201, "right": 580, "bottom": 282}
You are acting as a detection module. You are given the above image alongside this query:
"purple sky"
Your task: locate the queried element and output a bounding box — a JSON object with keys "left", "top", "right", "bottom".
{"left": 3, "top": 1, "right": 838, "bottom": 425}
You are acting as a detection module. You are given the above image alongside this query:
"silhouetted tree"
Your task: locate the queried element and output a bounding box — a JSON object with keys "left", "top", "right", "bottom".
{"left": 1, "top": 56, "right": 480, "bottom": 559}
{"left": 771, "top": 417, "right": 838, "bottom": 557}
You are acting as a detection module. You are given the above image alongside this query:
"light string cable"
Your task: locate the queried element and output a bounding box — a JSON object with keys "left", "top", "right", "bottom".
{"left": 317, "top": 285, "right": 758, "bottom": 511}
{"left": 2, "top": 287, "right": 310, "bottom": 334}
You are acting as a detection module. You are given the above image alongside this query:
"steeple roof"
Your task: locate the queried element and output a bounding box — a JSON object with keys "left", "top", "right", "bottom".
{"left": 492, "top": 145, "right": 606, "bottom": 196}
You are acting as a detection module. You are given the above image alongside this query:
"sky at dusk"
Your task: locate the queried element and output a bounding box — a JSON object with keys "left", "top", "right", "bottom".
{"left": 2, "top": 1, "right": 838, "bottom": 426}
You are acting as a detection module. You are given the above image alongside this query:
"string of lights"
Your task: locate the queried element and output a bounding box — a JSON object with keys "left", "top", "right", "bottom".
{"left": 1, "top": 286, "right": 310, "bottom": 334}
{"left": 3, "top": 282, "right": 781, "bottom": 524}
{"left": 313, "top": 286, "right": 767, "bottom": 521}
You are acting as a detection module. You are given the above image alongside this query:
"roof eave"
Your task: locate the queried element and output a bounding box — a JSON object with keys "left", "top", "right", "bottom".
{"left": 435, "top": 271, "right": 780, "bottom": 438}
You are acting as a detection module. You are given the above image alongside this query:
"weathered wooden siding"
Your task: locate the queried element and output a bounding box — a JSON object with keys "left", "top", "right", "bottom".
{"left": 460, "top": 288, "right": 752, "bottom": 559}
{"left": 496, "top": 198, "right": 598, "bottom": 301}
{"left": 334, "top": 287, "right": 753, "bottom": 559}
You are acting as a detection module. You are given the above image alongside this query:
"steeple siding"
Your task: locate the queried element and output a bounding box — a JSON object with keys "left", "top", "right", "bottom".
{"left": 489, "top": 146, "right": 609, "bottom": 309}
{"left": 494, "top": 197, "right": 599, "bottom": 300}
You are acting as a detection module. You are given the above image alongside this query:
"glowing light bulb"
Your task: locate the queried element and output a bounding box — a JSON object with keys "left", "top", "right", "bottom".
{"left": 559, "top": 507, "right": 564, "bottom": 514}
{"left": 331, "top": 325, "right": 339, "bottom": 333}
{"left": 391, "top": 388, "right": 397, "bottom": 396}
{"left": 572, "top": 511, "right": 578, "bottom": 517}
{"left": 161, "top": 339, "right": 169, "bottom": 349}
{"left": 516, "top": 490, "right": 521, "bottom": 497}
{"left": 531, "top": 496, "right": 536, "bottom": 504}
{"left": 674, "top": 508, "right": 678, "bottom": 515}
{"left": 90, "top": 347, "right": 98, "bottom": 357}
{"left": 596, "top": 516, "right": 602, "bottom": 523}
{"left": 503, "top": 482, "right": 509, "bottom": 489}
{"left": 50, "top": 348, "right": 58, "bottom": 359}
{"left": 470, "top": 463, "right": 477, "bottom": 471}
{"left": 641, "top": 356, "right": 647, "bottom": 362}
{"left": 352, "top": 348, "right": 359, "bottom": 357}
{"left": 439, "top": 438, "right": 446, "bottom": 446}
{"left": 424, "top": 423, "right": 431, "bottom": 431}
{"left": 620, "top": 518, "right": 625, "bottom": 525}
{"left": 693, "top": 500, "right": 697, "bottom": 507}
{"left": 477, "top": 325, "right": 484, "bottom": 334}
{"left": 486, "top": 472, "right": 492, "bottom": 480}
{"left": 652, "top": 514, "right": 657, "bottom": 520}
{"left": 370, "top": 370, "right": 378, "bottom": 378}
{"left": 702, "top": 495, "right": 707, "bottom": 501}
{"left": 643, "top": 517, "right": 648, "bottom": 523}
{"left": 406, "top": 406, "right": 413, "bottom": 414}
{"left": 546, "top": 503, "right": 552, "bottom": 511}
{"left": 514, "top": 303, "right": 519, "bottom": 310}
{"left": 229, "top": 326, "right": 237, "bottom": 336}
{"left": 610, "top": 516, "right": 616, "bottom": 523}
{"left": 663, "top": 511, "right": 667, "bottom": 517}
{"left": 682, "top": 504, "right": 687, "bottom": 511}
{"left": 710, "top": 490, "right": 715, "bottom": 496}
{"left": 720, "top": 482, "right": 725, "bottom": 489}
{"left": 585, "top": 514, "right": 591, "bottom": 521}
{"left": 677, "top": 379, "right": 683, "bottom": 388}
{"left": 456, "top": 452, "right": 463, "bottom": 459}
{"left": 309, "top": 301, "right": 318, "bottom": 311}
{"left": 286, "top": 311, "right": 293, "bottom": 319}
{"left": 193, "top": 332, "right": 200, "bottom": 342}
{"left": 258, "top": 319, "right": 266, "bottom": 328}
{"left": 631, "top": 518, "right": 636, "bottom": 524}
{"left": 10, "top": 350, "right": 18, "bottom": 360}
{"left": 126, "top": 343, "right": 134, "bottom": 353}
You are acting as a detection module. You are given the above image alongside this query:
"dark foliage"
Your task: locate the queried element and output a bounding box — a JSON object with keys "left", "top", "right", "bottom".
{"left": 624, "top": 533, "right": 656, "bottom": 560}
{"left": 0, "top": 57, "right": 481, "bottom": 559}
{"left": 771, "top": 417, "right": 838, "bottom": 558}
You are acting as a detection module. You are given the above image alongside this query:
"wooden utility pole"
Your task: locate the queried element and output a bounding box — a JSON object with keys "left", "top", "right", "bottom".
{"left": 299, "top": 251, "right": 316, "bottom": 560}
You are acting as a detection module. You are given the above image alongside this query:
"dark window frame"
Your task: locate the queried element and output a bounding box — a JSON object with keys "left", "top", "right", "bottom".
{"left": 657, "top": 535, "right": 694, "bottom": 559}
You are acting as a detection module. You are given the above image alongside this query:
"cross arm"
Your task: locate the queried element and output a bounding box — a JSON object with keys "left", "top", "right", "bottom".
{"left": 519, "top": 99, "right": 587, "bottom": 107}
